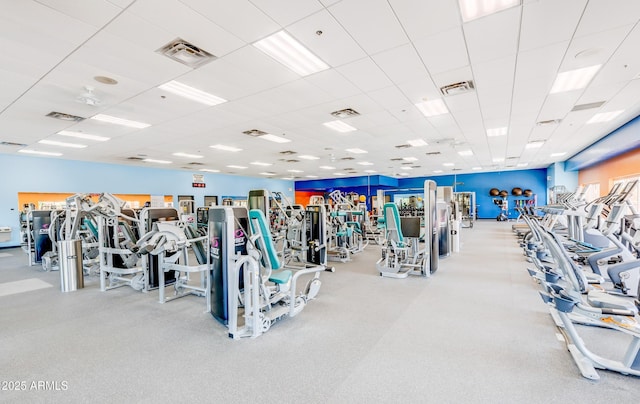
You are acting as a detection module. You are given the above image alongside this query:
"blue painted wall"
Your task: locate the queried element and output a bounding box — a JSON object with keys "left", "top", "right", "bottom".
{"left": 547, "top": 162, "right": 578, "bottom": 196}
{"left": 296, "top": 169, "right": 547, "bottom": 219}
{"left": 0, "top": 154, "right": 293, "bottom": 247}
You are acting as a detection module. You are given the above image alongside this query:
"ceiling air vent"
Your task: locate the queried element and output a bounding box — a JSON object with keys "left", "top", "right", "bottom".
{"left": 412, "top": 166, "right": 421, "bottom": 169}
{"left": 156, "top": 38, "right": 217, "bottom": 69}
{"left": 451, "top": 168, "right": 462, "bottom": 171}
{"left": 242, "top": 129, "right": 268, "bottom": 137}
{"left": 440, "top": 80, "right": 474, "bottom": 96}
{"left": 425, "top": 151, "right": 441, "bottom": 156}
{"left": 330, "top": 108, "right": 360, "bottom": 118}
{"left": 285, "top": 159, "right": 299, "bottom": 163}
{"left": 341, "top": 157, "right": 355, "bottom": 161}
{"left": 280, "top": 150, "right": 297, "bottom": 155}
{"left": 571, "top": 101, "right": 606, "bottom": 112}
{"left": 390, "top": 158, "right": 404, "bottom": 161}
{"left": 536, "top": 119, "right": 561, "bottom": 126}
{"left": 1, "top": 141, "right": 27, "bottom": 147}
{"left": 126, "top": 156, "right": 144, "bottom": 161}
{"left": 507, "top": 156, "right": 519, "bottom": 160}
{"left": 188, "top": 162, "right": 204, "bottom": 165}
{"left": 395, "top": 144, "right": 411, "bottom": 149}
{"left": 46, "top": 111, "right": 85, "bottom": 122}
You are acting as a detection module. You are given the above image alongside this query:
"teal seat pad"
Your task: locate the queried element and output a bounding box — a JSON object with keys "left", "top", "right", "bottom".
{"left": 249, "top": 209, "right": 282, "bottom": 270}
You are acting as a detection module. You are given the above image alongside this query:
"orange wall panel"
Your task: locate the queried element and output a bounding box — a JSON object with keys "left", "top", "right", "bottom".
{"left": 578, "top": 147, "right": 640, "bottom": 195}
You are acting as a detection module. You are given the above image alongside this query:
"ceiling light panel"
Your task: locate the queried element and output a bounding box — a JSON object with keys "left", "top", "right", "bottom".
{"left": 345, "top": 148, "right": 368, "bottom": 154}
{"left": 458, "top": 0, "right": 522, "bottom": 22}
{"left": 586, "top": 110, "right": 624, "bottom": 124}
{"left": 19, "top": 149, "right": 62, "bottom": 157}
{"left": 143, "top": 159, "right": 171, "bottom": 164}
{"left": 253, "top": 30, "right": 329, "bottom": 76}
{"left": 457, "top": 150, "right": 473, "bottom": 156}
{"left": 211, "top": 144, "right": 242, "bottom": 152}
{"left": 433, "top": 170, "right": 443, "bottom": 173}
{"left": 173, "top": 152, "right": 204, "bottom": 159}
{"left": 305, "top": 175, "right": 318, "bottom": 178}
{"left": 551, "top": 152, "right": 567, "bottom": 157}
{"left": 323, "top": 120, "right": 357, "bottom": 133}
{"left": 251, "top": 161, "right": 272, "bottom": 166}
{"left": 38, "top": 140, "right": 87, "bottom": 149}
{"left": 364, "top": 170, "right": 377, "bottom": 173}
{"left": 486, "top": 127, "right": 508, "bottom": 137}
{"left": 158, "top": 80, "right": 227, "bottom": 106}
{"left": 525, "top": 140, "right": 545, "bottom": 149}
{"left": 403, "top": 157, "right": 418, "bottom": 162}
{"left": 199, "top": 169, "right": 220, "bottom": 173}
{"left": 91, "top": 114, "right": 151, "bottom": 129}
{"left": 443, "top": 162, "right": 455, "bottom": 167}
{"left": 299, "top": 155, "right": 320, "bottom": 160}
{"left": 415, "top": 99, "right": 449, "bottom": 117}
{"left": 549, "top": 65, "right": 601, "bottom": 94}
{"left": 259, "top": 134, "right": 291, "bottom": 143}
{"left": 407, "top": 139, "right": 428, "bottom": 147}
{"left": 320, "top": 166, "right": 335, "bottom": 170}
{"left": 358, "top": 161, "right": 374, "bottom": 166}
{"left": 287, "top": 169, "right": 303, "bottom": 173}
{"left": 57, "top": 131, "right": 110, "bottom": 142}
{"left": 517, "top": 163, "right": 528, "bottom": 167}
{"left": 227, "top": 165, "right": 247, "bottom": 169}
{"left": 260, "top": 172, "right": 276, "bottom": 176}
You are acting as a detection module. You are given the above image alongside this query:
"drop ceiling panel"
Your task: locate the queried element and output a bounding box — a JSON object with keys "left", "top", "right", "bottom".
{"left": 388, "top": 0, "right": 461, "bottom": 41}
{"left": 372, "top": 44, "right": 431, "bottom": 85}
{"left": 179, "top": 0, "right": 278, "bottom": 43}
{"left": 519, "top": 0, "right": 586, "bottom": 52}
{"left": 463, "top": 7, "right": 521, "bottom": 65}
{"left": 590, "top": 24, "right": 640, "bottom": 87}
{"left": 127, "top": 0, "right": 245, "bottom": 57}
{"left": 104, "top": 9, "right": 180, "bottom": 52}
{"left": 473, "top": 56, "right": 516, "bottom": 108}
{"left": 538, "top": 92, "right": 582, "bottom": 122}
{"left": 414, "top": 27, "right": 469, "bottom": 75}
{"left": 35, "top": 0, "right": 122, "bottom": 28}
{"left": 336, "top": 58, "right": 394, "bottom": 92}
{"left": 221, "top": 46, "right": 301, "bottom": 90}
{"left": 562, "top": 25, "right": 634, "bottom": 71}
{"left": 304, "top": 70, "right": 362, "bottom": 99}
{"left": 249, "top": 0, "right": 324, "bottom": 27}
{"left": 287, "top": 9, "right": 367, "bottom": 68}
{"left": 397, "top": 79, "right": 440, "bottom": 103}
{"left": 328, "top": 0, "right": 408, "bottom": 55}
{"left": 367, "top": 86, "right": 411, "bottom": 110}
{"left": 515, "top": 42, "right": 567, "bottom": 83}
{"left": 575, "top": 0, "right": 640, "bottom": 38}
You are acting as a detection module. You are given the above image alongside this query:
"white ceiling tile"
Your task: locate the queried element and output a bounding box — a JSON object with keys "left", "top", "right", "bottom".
{"left": 590, "top": 24, "right": 640, "bottom": 87}
{"left": 107, "top": 0, "right": 135, "bottom": 8}
{"left": 336, "top": 58, "right": 393, "bottom": 92}
{"left": 515, "top": 42, "right": 567, "bottom": 83}
{"left": 35, "top": 0, "right": 122, "bottom": 28}
{"left": 389, "top": 0, "right": 461, "bottom": 41}
{"left": 287, "top": 9, "right": 366, "bottom": 68}
{"left": 463, "top": 7, "right": 520, "bottom": 65}
{"left": 179, "top": 0, "right": 279, "bottom": 43}
{"left": 367, "top": 86, "right": 411, "bottom": 110}
{"left": 473, "top": 56, "right": 516, "bottom": 108}
{"left": 562, "top": 25, "right": 634, "bottom": 71}
{"left": 537, "top": 92, "right": 582, "bottom": 123}
{"left": 249, "top": 0, "right": 324, "bottom": 27}
{"left": 414, "top": 27, "right": 469, "bottom": 75}
{"left": 328, "top": 0, "right": 409, "bottom": 54}
{"left": 397, "top": 79, "right": 440, "bottom": 103}
{"left": 575, "top": 0, "right": 640, "bottom": 38}
{"left": 105, "top": 8, "right": 185, "bottom": 51}
{"left": 519, "top": 0, "right": 586, "bottom": 51}
{"left": 303, "top": 69, "right": 362, "bottom": 99}
{"left": 431, "top": 66, "right": 473, "bottom": 90}
{"left": 372, "top": 44, "right": 430, "bottom": 85}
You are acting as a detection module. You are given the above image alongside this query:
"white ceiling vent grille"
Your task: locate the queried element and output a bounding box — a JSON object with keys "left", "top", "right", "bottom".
{"left": 390, "top": 157, "right": 404, "bottom": 161}
{"left": 571, "top": 101, "right": 605, "bottom": 112}
{"left": 1, "top": 141, "right": 27, "bottom": 147}
{"left": 157, "top": 38, "right": 217, "bottom": 68}
{"left": 395, "top": 144, "right": 411, "bottom": 149}
{"left": 341, "top": 157, "right": 355, "bottom": 160}
{"left": 330, "top": 108, "right": 360, "bottom": 118}
{"left": 426, "top": 151, "right": 441, "bottom": 155}
{"left": 242, "top": 129, "right": 268, "bottom": 137}
{"left": 279, "top": 150, "right": 297, "bottom": 155}
{"left": 440, "top": 80, "right": 474, "bottom": 96}
{"left": 126, "top": 156, "right": 144, "bottom": 161}
{"left": 536, "top": 119, "right": 561, "bottom": 126}
{"left": 46, "top": 111, "right": 85, "bottom": 122}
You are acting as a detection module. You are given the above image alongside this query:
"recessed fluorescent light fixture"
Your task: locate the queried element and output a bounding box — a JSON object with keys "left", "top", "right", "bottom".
{"left": 493, "top": 157, "right": 505, "bottom": 162}
{"left": 210, "top": 144, "right": 242, "bottom": 152}
{"left": 345, "top": 148, "right": 367, "bottom": 154}
{"left": 38, "top": 139, "right": 87, "bottom": 149}
{"left": 172, "top": 152, "right": 203, "bottom": 159}
{"left": 457, "top": 150, "right": 473, "bottom": 156}
{"left": 18, "top": 149, "right": 62, "bottom": 157}
{"left": 143, "top": 158, "right": 171, "bottom": 164}
{"left": 550, "top": 65, "right": 601, "bottom": 94}
{"left": 320, "top": 166, "right": 335, "bottom": 170}
{"left": 403, "top": 157, "right": 418, "bottom": 162}
{"left": 323, "top": 120, "right": 357, "bottom": 133}
{"left": 259, "top": 134, "right": 291, "bottom": 143}
{"left": 550, "top": 152, "right": 567, "bottom": 157}
{"left": 398, "top": 173, "right": 410, "bottom": 177}
{"left": 253, "top": 30, "right": 329, "bottom": 76}
{"left": 472, "top": 166, "right": 482, "bottom": 170}
{"left": 299, "top": 155, "right": 320, "bottom": 160}
{"left": 459, "top": 0, "right": 521, "bottom": 22}
{"left": 199, "top": 168, "right": 220, "bottom": 173}
{"left": 486, "top": 127, "right": 508, "bottom": 137}
{"left": 586, "top": 110, "right": 624, "bottom": 124}
{"left": 525, "top": 140, "right": 545, "bottom": 149}
{"left": 91, "top": 114, "right": 150, "bottom": 129}
{"left": 251, "top": 161, "right": 272, "bottom": 166}
{"left": 334, "top": 172, "right": 346, "bottom": 176}
{"left": 305, "top": 175, "right": 318, "bottom": 178}
{"left": 57, "top": 130, "right": 109, "bottom": 142}
{"left": 415, "top": 99, "right": 448, "bottom": 117}
{"left": 288, "top": 169, "right": 303, "bottom": 173}
{"left": 158, "top": 80, "right": 227, "bottom": 106}
{"left": 433, "top": 170, "right": 443, "bottom": 173}
{"left": 260, "top": 172, "right": 276, "bottom": 176}
{"left": 227, "top": 165, "right": 247, "bottom": 169}
{"left": 364, "top": 170, "right": 377, "bottom": 173}
{"left": 400, "top": 166, "right": 413, "bottom": 170}
{"left": 407, "top": 139, "right": 428, "bottom": 147}
{"left": 517, "top": 163, "right": 529, "bottom": 167}
{"left": 443, "top": 162, "right": 455, "bottom": 167}
{"left": 358, "top": 161, "right": 374, "bottom": 166}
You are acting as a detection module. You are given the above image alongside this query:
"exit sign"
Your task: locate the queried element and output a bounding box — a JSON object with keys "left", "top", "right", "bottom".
{"left": 192, "top": 183, "right": 206, "bottom": 188}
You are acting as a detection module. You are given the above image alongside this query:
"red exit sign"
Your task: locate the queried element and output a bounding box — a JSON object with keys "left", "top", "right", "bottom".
{"left": 192, "top": 183, "right": 206, "bottom": 188}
